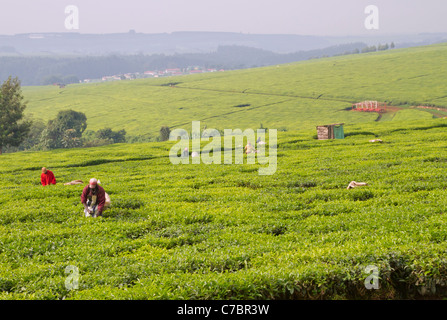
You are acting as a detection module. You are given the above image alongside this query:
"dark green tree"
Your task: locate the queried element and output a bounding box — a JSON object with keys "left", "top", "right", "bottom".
{"left": 0, "top": 76, "right": 32, "bottom": 154}
{"left": 96, "top": 128, "right": 127, "bottom": 143}
{"left": 159, "top": 126, "right": 171, "bottom": 142}
{"left": 61, "top": 129, "right": 82, "bottom": 148}
{"left": 4, "top": 116, "right": 46, "bottom": 152}
{"left": 41, "top": 109, "right": 87, "bottom": 149}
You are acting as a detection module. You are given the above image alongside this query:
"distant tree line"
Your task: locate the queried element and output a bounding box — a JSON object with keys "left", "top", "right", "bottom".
{"left": 0, "top": 42, "right": 386, "bottom": 86}
{"left": 0, "top": 76, "right": 128, "bottom": 154}
{"left": 4, "top": 108, "right": 128, "bottom": 153}
{"left": 361, "top": 42, "right": 395, "bottom": 53}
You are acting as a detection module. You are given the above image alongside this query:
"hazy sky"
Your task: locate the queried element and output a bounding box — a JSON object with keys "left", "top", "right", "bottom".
{"left": 0, "top": 0, "right": 446, "bottom": 36}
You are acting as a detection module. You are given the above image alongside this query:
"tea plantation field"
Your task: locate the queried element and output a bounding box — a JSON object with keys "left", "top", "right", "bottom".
{"left": 0, "top": 118, "right": 446, "bottom": 299}
{"left": 22, "top": 43, "right": 447, "bottom": 138}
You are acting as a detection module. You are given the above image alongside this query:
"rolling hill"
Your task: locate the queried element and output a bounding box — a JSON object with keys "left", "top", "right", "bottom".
{"left": 22, "top": 42, "right": 447, "bottom": 139}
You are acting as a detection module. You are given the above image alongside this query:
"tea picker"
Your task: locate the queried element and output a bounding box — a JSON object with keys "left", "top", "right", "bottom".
{"left": 81, "top": 178, "right": 111, "bottom": 217}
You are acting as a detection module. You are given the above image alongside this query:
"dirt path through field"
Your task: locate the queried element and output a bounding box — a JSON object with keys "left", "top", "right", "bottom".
{"left": 411, "top": 105, "right": 447, "bottom": 118}
{"left": 373, "top": 105, "right": 402, "bottom": 121}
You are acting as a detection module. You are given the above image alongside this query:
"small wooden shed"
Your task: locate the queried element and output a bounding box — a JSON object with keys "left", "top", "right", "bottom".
{"left": 316, "top": 123, "right": 344, "bottom": 140}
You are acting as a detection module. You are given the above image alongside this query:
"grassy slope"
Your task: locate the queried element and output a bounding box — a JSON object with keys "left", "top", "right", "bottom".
{"left": 22, "top": 43, "right": 447, "bottom": 137}
{"left": 0, "top": 119, "right": 446, "bottom": 299}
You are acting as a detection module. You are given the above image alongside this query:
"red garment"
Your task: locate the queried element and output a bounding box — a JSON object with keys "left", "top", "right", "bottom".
{"left": 81, "top": 185, "right": 106, "bottom": 213}
{"left": 41, "top": 170, "right": 57, "bottom": 186}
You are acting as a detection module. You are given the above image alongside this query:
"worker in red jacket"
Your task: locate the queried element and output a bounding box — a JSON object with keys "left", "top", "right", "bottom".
{"left": 81, "top": 178, "right": 107, "bottom": 217}
{"left": 41, "top": 167, "right": 57, "bottom": 186}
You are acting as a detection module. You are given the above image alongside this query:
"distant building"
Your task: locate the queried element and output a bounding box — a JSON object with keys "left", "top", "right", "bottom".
{"left": 124, "top": 73, "right": 136, "bottom": 79}
{"left": 316, "top": 123, "right": 345, "bottom": 140}
{"left": 165, "top": 68, "right": 181, "bottom": 74}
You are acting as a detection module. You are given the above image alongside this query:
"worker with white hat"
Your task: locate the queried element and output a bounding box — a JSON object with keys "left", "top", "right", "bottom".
{"left": 81, "top": 178, "right": 107, "bottom": 217}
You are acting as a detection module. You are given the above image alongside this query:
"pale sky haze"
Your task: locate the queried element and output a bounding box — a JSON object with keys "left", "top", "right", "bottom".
{"left": 0, "top": 0, "right": 446, "bottom": 36}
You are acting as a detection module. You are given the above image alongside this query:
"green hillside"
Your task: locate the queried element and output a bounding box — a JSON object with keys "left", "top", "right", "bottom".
{"left": 22, "top": 43, "right": 447, "bottom": 138}
{"left": 0, "top": 119, "right": 446, "bottom": 299}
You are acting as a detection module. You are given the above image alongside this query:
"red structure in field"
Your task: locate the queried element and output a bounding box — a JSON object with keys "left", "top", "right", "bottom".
{"left": 352, "top": 101, "right": 387, "bottom": 113}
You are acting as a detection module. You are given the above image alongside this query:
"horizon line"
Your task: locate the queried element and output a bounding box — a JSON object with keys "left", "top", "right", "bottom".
{"left": 1, "top": 30, "right": 446, "bottom": 38}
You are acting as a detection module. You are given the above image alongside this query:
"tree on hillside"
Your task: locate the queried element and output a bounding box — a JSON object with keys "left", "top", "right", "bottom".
{"left": 0, "top": 76, "right": 32, "bottom": 155}
{"left": 361, "top": 45, "right": 377, "bottom": 53}
{"left": 4, "top": 116, "right": 46, "bottom": 153}
{"left": 159, "top": 126, "right": 171, "bottom": 142}
{"left": 96, "top": 128, "right": 127, "bottom": 143}
{"left": 61, "top": 128, "right": 83, "bottom": 148}
{"left": 378, "top": 43, "right": 389, "bottom": 51}
{"left": 41, "top": 109, "right": 87, "bottom": 149}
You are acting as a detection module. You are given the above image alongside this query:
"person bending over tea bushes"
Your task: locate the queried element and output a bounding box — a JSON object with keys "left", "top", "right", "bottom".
{"left": 81, "top": 178, "right": 110, "bottom": 217}
{"left": 41, "top": 167, "right": 57, "bottom": 186}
